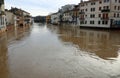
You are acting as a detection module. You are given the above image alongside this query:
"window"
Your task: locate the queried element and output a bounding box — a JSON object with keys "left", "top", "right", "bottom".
{"left": 93, "top": 8, "right": 95, "bottom": 11}
{"left": 80, "top": 21, "right": 84, "bottom": 24}
{"left": 105, "top": 21, "right": 108, "bottom": 25}
{"left": 103, "top": 6, "right": 106, "bottom": 9}
{"left": 106, "top": 13, "right": 108, "bottom": 19}
{"left": 91, "top": 2, "right": 96, "bottom": 5}
{"left": 102, "top": 21, "right": 105, "bottom": 24}
{"left": 99, "top": 7, "right": 101, "bottom": 11}
{"left": 114, "top": 13, "right": 116, "bottom": 17}
{"left": 117, "top": 13, "right": 119, "bottom": 17}
{"left": 90, "top": 14, "right": 95, "bottom": 18}
{"left": 99, "top": 1, "right": 102, "bottom": 4}
{"left": 90, "top": 21, "right": 94, "bottom": 24}
{"left": 85, "top": 21, "right": 87, "bottom": 24}
{"left": 106, "top": 6, "right": 109, "bottom": 9}
{"left": 98, "top": 21, "right": 101, "bottom": 24}
{"left": 93, "top": 21, "right": 94, "bottom": 24}
{"left": 99, "top": 14, "right": 101, "bottom": 17}
{"left": 91, "top": 8, "right": 95, "bottom": 12}
{"left": 114, "top": 6, "right": 117, "bottom": 10}
{"left": 118, "top": 6, "right": 120, "bottom": 10}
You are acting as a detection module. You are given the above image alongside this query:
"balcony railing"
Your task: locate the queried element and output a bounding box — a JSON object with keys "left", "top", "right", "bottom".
{"left": 101, "top": 9, "right": 110, "bottom": 12}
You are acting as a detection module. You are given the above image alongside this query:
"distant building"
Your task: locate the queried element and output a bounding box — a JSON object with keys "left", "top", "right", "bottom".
{"left": 46, "top": 15, "right": 51, "bottom": 24}
{"left": 23, "top": 11, "right": 32, "bottom": 25}
{"left": 73, "top": 5, "right": 80, "bottom": 25}
{"left": 51, "top": 13, "right": 60, "bottom": 25}
{"left": 79, "top": 0, "right": 120, "bottom": 28}
{"left": 62, "top": 10, "right": 72, "bottom": 23}
{"left": 34, "top": 16, "right": 46, "bottom": 23}
{"left": 0, "top": 0, "right": 6, "bottom": 31}
{"left": 9, "top": 7, "right": 32, "bottom": 27}
{"left": 61, "top": 4, "right": 80, "bottom": 25}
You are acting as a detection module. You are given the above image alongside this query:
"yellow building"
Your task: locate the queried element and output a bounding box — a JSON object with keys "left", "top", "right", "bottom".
{"left": 46, "top": 15, "right": 51, "bottom": 24}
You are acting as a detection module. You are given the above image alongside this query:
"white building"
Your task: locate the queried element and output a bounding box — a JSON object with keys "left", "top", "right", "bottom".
{"left": 0, "top": 0, "right": 6, "bottom": 30}
{"left": 51, "top": 13, "right": 60, "bottom": 25}
{"left": 62, "top": 11, "right": 72, "bottom": 23}
{"left": 79, "top": 0, "right": 120, "bottom": 28}
{"left": 5, "top": 10, "right": 17, "bottom": 26}
{"left": 23, "top": 11, "right": 32, "bottom": 25}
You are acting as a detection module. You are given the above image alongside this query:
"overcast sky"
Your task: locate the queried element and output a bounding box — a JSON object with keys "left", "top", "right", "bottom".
{"left": 5, "top": 0, "right": 84, "bottom": 16}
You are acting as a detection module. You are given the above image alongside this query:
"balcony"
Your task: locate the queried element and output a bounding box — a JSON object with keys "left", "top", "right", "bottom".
{"left": 79, "top": 12, "right": 85, "bottom": 14}
{"left": 101, "top": 9, "right": 110, "bottom": 12}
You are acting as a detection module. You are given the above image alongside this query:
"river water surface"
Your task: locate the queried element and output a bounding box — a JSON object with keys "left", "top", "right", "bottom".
{"left": 0, "top": 23, "right": 120, "bottom": 78}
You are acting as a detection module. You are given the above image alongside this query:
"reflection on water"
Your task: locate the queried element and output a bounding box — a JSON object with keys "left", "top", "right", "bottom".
{"left": 51, "top": 26, "right": 120, "bottom": 60}
{"left": 7, "top": 26, "right": 31, "bottom": 44}
{"left": 0, "top": 23, "right": 120, "bottom": 78}
{"left": 0, "top": 33, "right": 8, "bottom": 78}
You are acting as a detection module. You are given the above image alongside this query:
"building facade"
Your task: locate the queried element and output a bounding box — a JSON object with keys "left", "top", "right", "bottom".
{"left": 60, "top": 4, "right": 80, "bottom": 25}
{"left": 51, "top": 13, "right": 60, "bottom": 25}
{"left": 5, "top": 10, "right": 17, "bottom": 26}
{"left": 79, "top": 0, "right": 120, "bottom": 28}
{"left": 9, "top": 7, "right": 32, "bottom": 27}
{"left": 0, "top": 0, "right": 6, "bottom": 31}
{"left": 46, "top": 15, "right": 51, "bottom": 24}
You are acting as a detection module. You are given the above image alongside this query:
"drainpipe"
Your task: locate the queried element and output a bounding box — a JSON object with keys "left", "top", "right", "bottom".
{"left": 110, "top": 0, "right": 113, "bottom": 28}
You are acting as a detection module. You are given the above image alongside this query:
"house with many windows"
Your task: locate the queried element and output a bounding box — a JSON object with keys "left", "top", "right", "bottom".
{"left": 60, "top": 4, "right": 80, "bottom": 25}
{"left": 0, "top": 0, "right": 6, "bottom": 32}
{"left": 9, "top": 7, "right": 32, "bottom": 27}
{"left": 79, "top": 0, "right": 120, "bottom": 28}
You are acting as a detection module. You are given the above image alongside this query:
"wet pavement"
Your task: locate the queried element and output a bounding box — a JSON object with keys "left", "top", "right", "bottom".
{"left": 0, "top": 23, "right": 120, "bottom": 78}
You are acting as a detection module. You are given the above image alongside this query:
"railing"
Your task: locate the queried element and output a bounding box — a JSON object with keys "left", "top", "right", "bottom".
{"left": 101, "top": 9, "right": 110, "bottom": 12}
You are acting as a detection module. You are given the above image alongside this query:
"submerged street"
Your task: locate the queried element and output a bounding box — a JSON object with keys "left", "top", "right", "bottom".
{"left": 0, "top": 23, "right": 120, "bottom": 78}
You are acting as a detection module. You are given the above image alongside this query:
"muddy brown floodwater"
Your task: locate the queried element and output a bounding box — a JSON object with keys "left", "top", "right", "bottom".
{"left": 0, "top": 23, "right": 120, "bottom": 78}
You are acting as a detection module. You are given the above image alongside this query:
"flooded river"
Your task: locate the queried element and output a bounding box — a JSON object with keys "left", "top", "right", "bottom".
{"left": 0, "top": 23, "right": 120, "bottom": 78}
